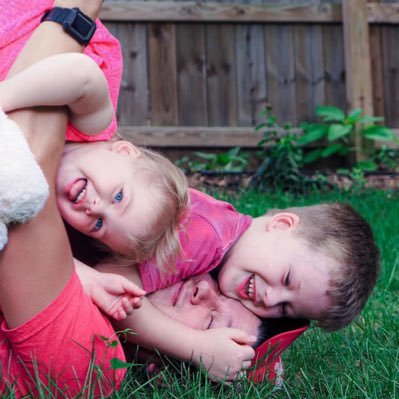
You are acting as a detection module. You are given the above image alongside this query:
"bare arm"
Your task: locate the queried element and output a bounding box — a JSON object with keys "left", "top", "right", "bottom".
{"left": 95, "top": 263, "right": 256, "bottom": 381}
{"left": 0, "top": 53, "right": 113, "bottom": 134}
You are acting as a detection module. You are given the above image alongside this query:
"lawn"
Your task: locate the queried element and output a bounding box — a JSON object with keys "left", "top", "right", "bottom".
{"left": 6, "top": 188, "right": 398, "bottom": 398}
{"left": 116, "top": 188, "right": 399, "bottom": 399}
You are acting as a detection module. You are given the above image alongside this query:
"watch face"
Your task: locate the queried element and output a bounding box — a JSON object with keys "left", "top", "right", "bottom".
{"left": 71, "top": 13, "right": 93, "bottom": 37}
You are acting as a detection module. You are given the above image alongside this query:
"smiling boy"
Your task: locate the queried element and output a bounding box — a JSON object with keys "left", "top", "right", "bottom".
{"left": 136, "top": 189, "right": 379, "bottom": 331}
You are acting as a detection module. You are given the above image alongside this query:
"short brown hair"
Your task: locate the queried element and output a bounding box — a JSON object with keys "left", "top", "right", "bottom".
{"left": 266, "top": 203, "right": 380, "bottom": 331}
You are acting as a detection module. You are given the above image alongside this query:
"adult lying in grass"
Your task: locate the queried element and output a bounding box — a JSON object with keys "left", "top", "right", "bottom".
{"left": 133, "top": 272, "right": 308, "bottom": 381}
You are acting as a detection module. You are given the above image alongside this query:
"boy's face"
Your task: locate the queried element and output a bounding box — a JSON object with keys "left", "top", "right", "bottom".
{"left": 56, "top": 141, "right": 161, "bottom": 254}
{"left": 218, "top": 212, "right": 335, "bottom": 320}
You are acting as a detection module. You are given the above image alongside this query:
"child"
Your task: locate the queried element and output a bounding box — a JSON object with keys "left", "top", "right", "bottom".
{"left": 0, "top": 52, "right": 189, "bottom": 270}
{"left": 89, "top": 188, "right": 379, "bottom": 380}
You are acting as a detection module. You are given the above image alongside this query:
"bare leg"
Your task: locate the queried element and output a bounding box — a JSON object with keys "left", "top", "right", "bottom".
{"left": 0, "top": 2, "right": 103, "bottom": 328}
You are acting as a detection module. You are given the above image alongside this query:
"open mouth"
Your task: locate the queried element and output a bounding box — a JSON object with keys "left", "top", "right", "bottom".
{"left": 239, "top": 274, "right": 256, "bottom": 301}
{"left": 66, "top": 178, "right": 88, "bottom": 204}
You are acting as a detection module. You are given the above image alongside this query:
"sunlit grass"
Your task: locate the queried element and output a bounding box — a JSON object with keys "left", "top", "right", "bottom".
{"left": 5, "top": 189, "right": 398, "bottom": 398}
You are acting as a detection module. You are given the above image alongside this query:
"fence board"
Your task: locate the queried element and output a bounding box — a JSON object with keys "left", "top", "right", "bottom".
{"left": 148, "top": 23, "right": 179, "bottom": 125}
{"left": 206, "top": 24, "right": 237, "bottom": 125}
{"left": 107, "top": 22, "right": 149, "bottom": 125}
{"left": 321, "top": 24, "right": 345, "bottom": 109}
{"left": 264, "top": 24, "right": 296, "bottom": 124}
{"left": 294, "top": 24, "right": 325, "bottom": 121}
{"left": 369, "top": 25, "right": 385, "bottom": 119}
{"left": 381, "top": 25, "right": 399, "bottom": 127}
{"left": 176, "top": 23, "right": 208, "bottom": 125}
{"left": 101, "top": 1, "right": 342, "bottom": 23}
{"left": 118, "top": 125, "right": 399, "bottom": 148}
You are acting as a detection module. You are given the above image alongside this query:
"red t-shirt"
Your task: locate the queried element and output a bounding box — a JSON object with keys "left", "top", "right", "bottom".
{"left": 0, "top": 271, "right": 126, "bottom": 397}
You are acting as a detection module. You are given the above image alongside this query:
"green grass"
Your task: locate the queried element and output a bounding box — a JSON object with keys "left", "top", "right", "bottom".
{"left": 115, "top": 188, "right": 398, "bottom": 399}
{"left": 5, "top": 188, "right": 399, "bottom": 398}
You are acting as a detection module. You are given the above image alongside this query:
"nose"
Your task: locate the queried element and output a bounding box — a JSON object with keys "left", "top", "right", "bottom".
{"left": 191, "top": 281, "right": 218, "bottom": 307}
{"left": 86, "top": 197, "right": 103, "bottom": 216}
{"left": 261, "top": 286, "right": 284, "bottom": 308}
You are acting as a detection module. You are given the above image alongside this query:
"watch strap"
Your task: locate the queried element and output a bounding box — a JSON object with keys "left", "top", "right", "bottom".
{"left": 41, "top": 7, "right": 75, "bottom": 24}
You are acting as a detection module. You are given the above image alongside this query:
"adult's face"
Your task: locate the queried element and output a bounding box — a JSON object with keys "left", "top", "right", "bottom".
{"left": 148, "top": 273, "right": 260, "bottom": 336}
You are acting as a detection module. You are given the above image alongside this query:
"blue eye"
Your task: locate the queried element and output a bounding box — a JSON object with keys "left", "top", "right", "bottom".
{"left": 114, "top": 190, "right": 123, "bottom": 203}
{"left": 93, "top": 218, "right": 103, "bottom": 232}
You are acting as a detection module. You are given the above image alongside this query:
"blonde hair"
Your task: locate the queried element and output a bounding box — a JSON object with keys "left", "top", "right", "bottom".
{"left": 266, "top": 203, "right": 380, "bottom": 331}
{"left": 112, "top": 145, "right": 189, "bottom": 273}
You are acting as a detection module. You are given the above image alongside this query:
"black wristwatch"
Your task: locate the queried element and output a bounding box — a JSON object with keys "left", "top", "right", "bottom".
{"left": 41, "top": 7, "right": 96, "bottom": 46}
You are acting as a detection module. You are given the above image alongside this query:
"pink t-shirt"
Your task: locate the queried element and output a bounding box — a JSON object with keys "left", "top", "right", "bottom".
{"left": 139, "top": 189, "right": 252, "bottom": 293}
{"left": 0, "top": 0, "right": 122, "bottom": 142}
{"left": 0, "top": 271, "right": 125, "bottom": 398}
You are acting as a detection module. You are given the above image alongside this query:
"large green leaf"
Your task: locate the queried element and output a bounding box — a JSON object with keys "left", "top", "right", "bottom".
{"left": 360, "top": 115, "right": 385, "bottom": 124}
{"left": 303, "top": 148, "right": 324, "bottom": 163}
{"left": 321, "top": 143, "right": 346, "bottom": 157}
{"left": 346, "top": 108, "right": 362, "bottom": 123}
{"left": 327, "top": 124, "right": 352, "bottom": 141}
{"left": 298, "top": 124, "right": 327, "bottom": 145}
{"left": 316, "top": 105, "right": 346, "bottom": 122}
{"left": 363, "top": 126, "right": 394, "bottom": 141}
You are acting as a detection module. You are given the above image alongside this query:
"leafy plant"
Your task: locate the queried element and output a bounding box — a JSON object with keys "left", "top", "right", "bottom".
{"left": 176, "top": 147, "right": 249, "bottom": 173}
{"left": 299, "top": 105, "right": 398, "bottom": 171}
{"left": 250, "top": 107, "right": 327, "bottom": 194}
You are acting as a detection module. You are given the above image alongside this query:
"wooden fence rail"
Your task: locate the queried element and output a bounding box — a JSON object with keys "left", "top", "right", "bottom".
{"left": 100, "top": 1, "right": 399, "bottom": 152}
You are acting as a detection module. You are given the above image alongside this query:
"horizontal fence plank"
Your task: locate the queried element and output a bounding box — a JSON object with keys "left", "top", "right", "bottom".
{"left": 118, "top": 125, "right": 399, "bottom": 148}
{"left": 368, "top": 3, "right": 399, "bottom": 25}
{"left": 100, "top": 2, "right": 342, "bottom": 23}
{"left": 119, "top": 126, "right": 263, "bottom": 147}
{"left": 101, "top": 2, "right": 399, "bottom": 24}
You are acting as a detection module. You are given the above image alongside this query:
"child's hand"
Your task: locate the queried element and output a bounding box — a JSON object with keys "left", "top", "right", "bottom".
{"left": 192, "top": 328, "right": 256, "bottom": 382}
{"left": 90, "top": 272, "right": 146, "bottom": 321}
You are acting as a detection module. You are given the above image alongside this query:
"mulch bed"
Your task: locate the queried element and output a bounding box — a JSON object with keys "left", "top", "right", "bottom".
{"left": 187, "top": 172, "right": 399, "bottom": 192}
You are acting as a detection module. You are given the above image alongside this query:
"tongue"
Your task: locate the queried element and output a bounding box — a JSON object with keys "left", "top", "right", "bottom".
{"left": 68, "top": 178, "right": 87, "bottom": 202}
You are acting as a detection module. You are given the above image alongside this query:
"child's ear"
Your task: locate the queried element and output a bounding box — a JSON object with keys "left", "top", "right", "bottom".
{"left": 265, "top": 212, "right": 300, "bottom": 231}
{"left": 111, "top": 140, "right": 142, "bottom": 159}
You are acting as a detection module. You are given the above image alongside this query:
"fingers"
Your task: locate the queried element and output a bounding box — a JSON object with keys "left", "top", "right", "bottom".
{"left": 229, "top": 328, "right": 257, "bottom": 346}
{"left": 132, "top": 296, "right": 143, "bottom": 309}
{"left": 123, "top": 281, "right": 146, "bottom": 298}
{"left": 242, "top": 360, "right": 252, "bottom": 370}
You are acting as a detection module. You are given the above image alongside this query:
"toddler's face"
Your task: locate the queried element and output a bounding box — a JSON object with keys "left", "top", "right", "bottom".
{"left": 56, "top": 141, "right": 161, "bottom": 254}
{"left": 218, "top": 213, "right": 335, "bottom": 320}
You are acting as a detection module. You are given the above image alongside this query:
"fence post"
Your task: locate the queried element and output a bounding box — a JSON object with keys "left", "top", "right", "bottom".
{"left": 342, "top": 0, "right": 374, "bottom": 163}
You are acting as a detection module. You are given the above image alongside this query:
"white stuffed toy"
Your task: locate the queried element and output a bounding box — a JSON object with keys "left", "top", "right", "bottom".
{"left": 0, "top": 107, "right": 49, "bottom": 250}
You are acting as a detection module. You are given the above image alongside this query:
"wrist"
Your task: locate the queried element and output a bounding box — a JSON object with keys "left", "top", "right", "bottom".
{"left": 53, "top": 1, "right": 103, "bottom": 20}
{"left": 41, "top": 6, "right": 97, "bottom": 46}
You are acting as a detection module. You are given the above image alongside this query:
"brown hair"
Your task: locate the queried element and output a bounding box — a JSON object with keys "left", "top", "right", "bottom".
{"left": 266, "top": 203, "right": 380, "bottom": 331}
{"left": 113, "top": 145, "right": 189, "bottom": 273}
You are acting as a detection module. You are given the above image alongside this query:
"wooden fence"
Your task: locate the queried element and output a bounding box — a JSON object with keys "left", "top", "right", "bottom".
{"left": 100, "top": 0, "right": 399, "bottom": 158}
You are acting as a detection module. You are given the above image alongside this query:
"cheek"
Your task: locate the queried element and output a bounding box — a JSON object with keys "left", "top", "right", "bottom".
{"left": 218, "top": 267, "right": 236, "bottom": 295}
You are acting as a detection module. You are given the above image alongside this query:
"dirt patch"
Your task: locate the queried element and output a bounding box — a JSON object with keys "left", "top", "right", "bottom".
{"left": 187, "top": 172, "right": 399, "bottom": 192}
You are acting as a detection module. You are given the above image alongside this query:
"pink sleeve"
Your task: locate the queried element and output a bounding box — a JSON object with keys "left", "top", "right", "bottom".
{"left": 139, "top": 189, "right": 252, "bottom": 293}
{"left": 0, "top": 1, "right": 122, "bottom": 142}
